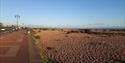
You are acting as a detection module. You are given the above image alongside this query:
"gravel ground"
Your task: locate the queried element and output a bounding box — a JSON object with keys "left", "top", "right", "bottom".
{"left": 35, "top": 29, "right": 125, "bottom": 63}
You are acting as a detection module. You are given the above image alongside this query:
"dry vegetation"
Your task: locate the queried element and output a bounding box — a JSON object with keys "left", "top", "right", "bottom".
{"left": 33, "top": 28, "right": 125, "bottom": 63}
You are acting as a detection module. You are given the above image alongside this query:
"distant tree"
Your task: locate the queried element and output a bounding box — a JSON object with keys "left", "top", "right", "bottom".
{"left": 84, "top": 29, "right": 90, "bottom": 33}
{"left": 0, "top": 22, "right": 3, "bottom": 28}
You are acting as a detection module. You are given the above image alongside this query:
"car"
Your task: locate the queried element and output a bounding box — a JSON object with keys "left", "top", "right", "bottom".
{"left": 1, "top": 28, "right": 5, "bottom": 31}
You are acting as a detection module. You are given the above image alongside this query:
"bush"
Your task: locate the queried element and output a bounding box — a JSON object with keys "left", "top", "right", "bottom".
{"left": 46, "top": 47, "right": 54, "bottom": 50}
{"left": 38, "top": 30, "right": 41, "bottom": 32}
{"left": 34, "top": 35, "right": 40, "bottom": 39}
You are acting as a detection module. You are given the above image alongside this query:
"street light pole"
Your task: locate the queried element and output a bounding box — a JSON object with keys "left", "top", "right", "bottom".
{"left": 15, "top": 15, "right": 20, "bottom": 29}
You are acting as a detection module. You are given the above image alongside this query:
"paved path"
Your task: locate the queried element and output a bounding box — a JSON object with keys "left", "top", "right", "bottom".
{"left": 0, "top": 30, "right": 42, "bottom": 63}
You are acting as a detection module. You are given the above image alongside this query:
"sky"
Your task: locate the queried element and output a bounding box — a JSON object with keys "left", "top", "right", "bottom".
{"left": 0, "top": 0, "right": 125, "bottom": 28}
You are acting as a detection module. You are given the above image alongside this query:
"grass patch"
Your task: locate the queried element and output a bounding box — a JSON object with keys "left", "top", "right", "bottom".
{"left": 29, "top": 29, "right": 55, "bottom": 63}
{"left": 38, "top": 47, "right": 55, "bottom": 63}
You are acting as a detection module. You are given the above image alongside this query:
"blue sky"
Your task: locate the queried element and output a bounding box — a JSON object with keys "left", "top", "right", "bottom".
{"left": 0, "top": 0, "right": 125, "bottom": 28}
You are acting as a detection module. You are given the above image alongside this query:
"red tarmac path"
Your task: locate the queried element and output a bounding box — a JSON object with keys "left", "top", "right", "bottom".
{"left": 0, "top": 30, "right": 42, "bottom": 63}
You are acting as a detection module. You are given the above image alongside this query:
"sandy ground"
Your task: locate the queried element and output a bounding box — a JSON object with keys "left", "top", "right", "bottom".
{"left": 35, "top": 29, "right": 125, "bottom": 63}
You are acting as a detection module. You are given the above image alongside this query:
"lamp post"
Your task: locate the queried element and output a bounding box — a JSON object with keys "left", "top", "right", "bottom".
{"left": 15, "top": 15, "right": 20, "bottom": 29}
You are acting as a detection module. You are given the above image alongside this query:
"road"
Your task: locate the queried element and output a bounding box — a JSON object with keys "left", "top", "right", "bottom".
{"left": 0, "top": 30, "right": 42, "bottom": 63}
